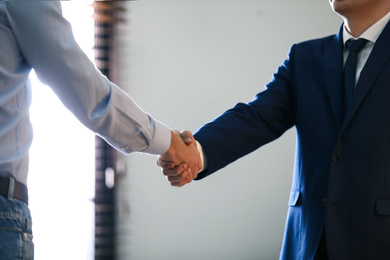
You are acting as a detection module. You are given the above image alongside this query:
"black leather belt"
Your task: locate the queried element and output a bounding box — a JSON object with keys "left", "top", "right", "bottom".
{"left": 0, "top": 176, "right": 28, "bottom": 205}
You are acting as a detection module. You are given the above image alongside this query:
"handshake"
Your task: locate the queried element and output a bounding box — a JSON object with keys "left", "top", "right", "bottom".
{"left": 156, "top": 130, "right": 202, "bottom": 187}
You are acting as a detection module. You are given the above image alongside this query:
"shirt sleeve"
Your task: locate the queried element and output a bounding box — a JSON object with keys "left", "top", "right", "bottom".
{"left": 4, "top": 1, "right": 171, "bottom": 155}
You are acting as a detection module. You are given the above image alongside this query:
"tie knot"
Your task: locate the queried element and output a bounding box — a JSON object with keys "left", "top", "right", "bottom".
{"left": 345, "top": 38, "right": 368, "bottom": 53}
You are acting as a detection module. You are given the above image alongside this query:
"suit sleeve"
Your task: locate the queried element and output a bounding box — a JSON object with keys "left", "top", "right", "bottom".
{"left": 4, "top": 1, "right": 171, "bottom": 155}
{"left": 194, "top": 45, "right": 297, "bottom": 179}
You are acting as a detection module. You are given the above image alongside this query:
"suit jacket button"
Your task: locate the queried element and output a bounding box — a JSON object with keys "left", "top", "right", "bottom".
{"left": 333, "top": 154, "right": 343, "bottom": 163}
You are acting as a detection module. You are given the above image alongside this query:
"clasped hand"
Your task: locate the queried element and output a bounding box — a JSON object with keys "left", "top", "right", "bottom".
{"left": 156, "top": 130, "right": 202, "bottom": 187}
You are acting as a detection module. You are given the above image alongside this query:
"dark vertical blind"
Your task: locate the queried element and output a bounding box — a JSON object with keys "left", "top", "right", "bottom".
{"left": 93, "top": 2, "right": 125, "bottom": 259}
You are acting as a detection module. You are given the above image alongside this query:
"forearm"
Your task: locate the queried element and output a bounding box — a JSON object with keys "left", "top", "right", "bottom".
{"left": 5, "top": 1, "right": 171, "bottom": 155}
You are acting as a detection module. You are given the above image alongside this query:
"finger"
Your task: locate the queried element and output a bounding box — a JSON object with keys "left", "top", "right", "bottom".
{"left": 173, "top": 178, "right": 189, "bottom": 188}
{"left": 170, "top": 181, "right": 183, "bottom": 187}
{"left": 186, "top": 175, "right": 192, "bottom": 184}
{"left": 191, "top": 167, "right": 199, "bottom": 181}
{"left": 156, "top": 155, "right": 176, "bottom": 168}
{"left": 180, "top": 130, "right": 194, "bottom": 145}
{"left": 162, "top": 164, "right": 186, "bottom": 176}
{"left": 157, "top": 159, "right": 175, "bottom": 169}
{"left": 167, "top": 173, "right": 186, "bottom": 183}
{"left": 169, "top": 178, "right": 187, "bottom": 187}
{"left": 186, "top": 168, "right": 193, "bottom": 184}
{"left": 170, "top": 169, "right": 192, "bottom": 187}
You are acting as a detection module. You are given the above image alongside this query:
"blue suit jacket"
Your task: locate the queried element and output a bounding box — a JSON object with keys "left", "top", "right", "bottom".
{"left": 194, "top": 21, "right": 390, "bottom": 260}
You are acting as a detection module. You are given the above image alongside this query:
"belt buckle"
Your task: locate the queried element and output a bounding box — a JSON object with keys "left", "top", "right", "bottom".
{"left": 7, "top": 177, "right": 15, "bottom": 201}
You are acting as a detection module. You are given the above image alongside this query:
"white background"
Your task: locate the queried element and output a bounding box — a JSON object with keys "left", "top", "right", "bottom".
{"left": 116, "top": 1, "right": 341, "bottom": 260}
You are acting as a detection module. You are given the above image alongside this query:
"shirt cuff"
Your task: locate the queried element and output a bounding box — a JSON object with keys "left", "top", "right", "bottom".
{"left": 196, "top": 141, "right": 208, "bottom": 172}
{"left": 141, "top": 119, "right": 171, "bottom": 155}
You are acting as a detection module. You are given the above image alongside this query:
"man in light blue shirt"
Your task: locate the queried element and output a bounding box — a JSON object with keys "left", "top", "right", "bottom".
{"left": 0, "top": 2, "right": 201, "bottom": 258}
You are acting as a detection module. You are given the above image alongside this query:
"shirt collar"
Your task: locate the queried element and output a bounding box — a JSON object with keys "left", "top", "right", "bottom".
{"left": 343, "top": 11, "right": 390, "bottom": 45}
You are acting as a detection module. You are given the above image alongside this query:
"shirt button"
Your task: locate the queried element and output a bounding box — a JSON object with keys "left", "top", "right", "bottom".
{"left": 333, "top": 154, "right": 343, "bottom": 163}
{"left": 322, "top": 198, "right": 328, "bottom": 206}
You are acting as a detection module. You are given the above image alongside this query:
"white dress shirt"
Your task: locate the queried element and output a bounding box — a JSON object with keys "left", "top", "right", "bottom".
{"left": 343, "top": 12, "right": 390, "bottom": 86}
{"left": 0, "top": 2, "right": 171, "bottom": 185}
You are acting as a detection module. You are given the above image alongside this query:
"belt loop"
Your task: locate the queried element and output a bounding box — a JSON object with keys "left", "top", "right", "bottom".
{"left": 7, "top": 177, "right": 15, "bottom": 201}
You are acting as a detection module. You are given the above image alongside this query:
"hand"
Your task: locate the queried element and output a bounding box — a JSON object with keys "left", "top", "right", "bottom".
{"left": 157, "top": 130, "right": 201, "bottom": 187}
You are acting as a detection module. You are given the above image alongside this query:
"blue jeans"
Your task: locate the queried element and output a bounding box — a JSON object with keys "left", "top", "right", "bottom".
{"left": 0, "top": 195, "right": 34, "bottom": 260}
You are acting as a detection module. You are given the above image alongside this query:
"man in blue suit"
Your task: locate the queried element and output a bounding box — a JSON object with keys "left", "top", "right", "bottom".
{"left": 158, "top": 0, "right": 390, "bottom": 259}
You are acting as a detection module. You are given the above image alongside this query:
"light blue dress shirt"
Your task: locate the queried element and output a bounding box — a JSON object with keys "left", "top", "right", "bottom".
{"left": 0, "top": 1, "right": 171, "bottom": 185}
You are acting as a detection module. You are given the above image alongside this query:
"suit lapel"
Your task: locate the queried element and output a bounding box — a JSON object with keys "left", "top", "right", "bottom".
{"left": 343, "top": 20, "right": 390, "bottom": 126}
{"left": 324, "top": 25, "right": 345, "bottom": 129}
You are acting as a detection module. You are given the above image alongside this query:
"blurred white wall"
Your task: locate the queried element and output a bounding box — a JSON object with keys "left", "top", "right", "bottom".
{"left": 115, "top": 1, "right": 341, "bottom": 259}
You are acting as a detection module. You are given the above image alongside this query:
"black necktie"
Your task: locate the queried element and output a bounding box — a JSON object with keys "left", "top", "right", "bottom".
{"left": 343, "top": 38, "right": 368, "bottom": 116}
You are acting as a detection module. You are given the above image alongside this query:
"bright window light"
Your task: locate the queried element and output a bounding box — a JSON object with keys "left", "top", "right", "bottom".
{"left": 29, "top": 2, "right": 95, "bottom": 260}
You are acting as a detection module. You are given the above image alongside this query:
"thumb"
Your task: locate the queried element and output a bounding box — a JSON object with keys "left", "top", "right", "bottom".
{"left": 180, "top": 130, "right": 194, "bottom": 145}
